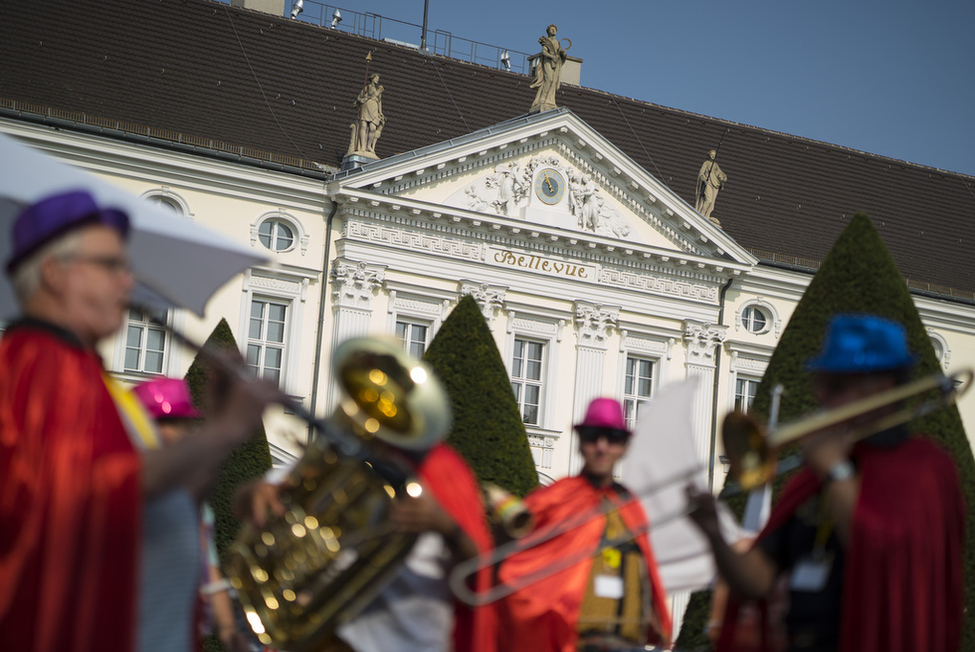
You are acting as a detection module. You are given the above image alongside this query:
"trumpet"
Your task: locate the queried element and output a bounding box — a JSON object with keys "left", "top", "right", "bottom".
{"left": 724, "top": 368, "right": 973, "bottom": 492}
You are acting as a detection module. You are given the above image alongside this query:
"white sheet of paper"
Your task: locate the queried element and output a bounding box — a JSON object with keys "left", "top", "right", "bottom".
{"left": 594, "top": 575, "right": 625, "bottom": 599}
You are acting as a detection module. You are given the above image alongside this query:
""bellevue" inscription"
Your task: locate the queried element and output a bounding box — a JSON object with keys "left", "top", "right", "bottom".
{"left": 492, "top": 248, "right": 590, "bottom": 279}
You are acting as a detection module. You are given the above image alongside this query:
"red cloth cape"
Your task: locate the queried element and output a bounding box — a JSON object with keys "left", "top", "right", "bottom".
{"left": 497, "top": 475, "right": 672, "bottom": 652}
{"left": 0, "top": 326, "right": 142, "bottom": 652}
{"left": 418, "top": 443, "right": 497, "bottom": 652}
{"left": 717, "top": 437, "right": 964, "bottom": 652}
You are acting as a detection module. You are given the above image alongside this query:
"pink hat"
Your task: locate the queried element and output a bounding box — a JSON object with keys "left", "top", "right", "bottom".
{"left": 574, "top": 397, "right": 630, "bottom": 435}
{"left": 133, "top": 377, "right": 202, "bottom": 420}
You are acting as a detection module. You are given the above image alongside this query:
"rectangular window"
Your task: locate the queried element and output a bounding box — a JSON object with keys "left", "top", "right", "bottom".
{"left": 124, "top": 308, "right": 168, "bottom": 374}
{"left": 511, "top": 338, "right": 545, "bottom": 426}
{"left": 395, "top": 320, "right": 429, "bottom": 359}
{"left": 735, "top": 377, "right": 760, "bottom": 411}
{"left": 247, "top": 298, "right": 288, "bottom": 385}
{"left": 623, "top": 356, "right": 654, "bottom": 428}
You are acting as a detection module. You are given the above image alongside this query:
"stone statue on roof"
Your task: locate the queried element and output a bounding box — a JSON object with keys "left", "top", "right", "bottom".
{"left": 695, "top": 149, "right": 727, "bottom": 221}
{"left": 348, "top": 73, "right": 385, "bottom": 158}
{"left": 529, "top": 24, "right": 568, "bottom": 114}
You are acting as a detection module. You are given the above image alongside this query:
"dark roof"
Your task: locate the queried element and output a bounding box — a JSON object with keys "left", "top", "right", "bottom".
{"left": 2, "top": 0, "right": 973, "bottom": 298}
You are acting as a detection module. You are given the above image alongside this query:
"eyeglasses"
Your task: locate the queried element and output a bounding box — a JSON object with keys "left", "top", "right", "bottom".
{"left": 62, "top": 254, "right": 132, "bottom": 276}
{"left": 577, "top": 426, "right": 630, "bottom": 445}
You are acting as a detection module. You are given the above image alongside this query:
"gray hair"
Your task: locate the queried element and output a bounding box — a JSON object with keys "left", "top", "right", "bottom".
{"left": 10, "top": 230, "right": 84, "bottom": 307}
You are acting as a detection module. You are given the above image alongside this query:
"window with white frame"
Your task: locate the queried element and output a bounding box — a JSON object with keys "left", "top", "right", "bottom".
{"left": 258, "top": 218, "right": 295, "bottom": 253}
{"left": 511, "top": 338, "right": 545, "bottom": 426}
{"left": 396, "top": 320, "right": 429, "bottom": 358}
{"left": 124, "top": 307, "right": 169, "bottom": 374}
{"left": 246, "top": 298, "right": 288, "bottom": 384}
{"left": 742, "top": 305, "right": 770, "bottom": 334}
{"left": 623, "top": 356, "right": 654, "bottom": 428}
{"left": 735, "top": 376, "right": 761, "bottom": 411}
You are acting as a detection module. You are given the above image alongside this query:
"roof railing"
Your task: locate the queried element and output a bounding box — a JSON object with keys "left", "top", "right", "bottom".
{"left": 291, "top": 1, "right": 532, "bottom": 74}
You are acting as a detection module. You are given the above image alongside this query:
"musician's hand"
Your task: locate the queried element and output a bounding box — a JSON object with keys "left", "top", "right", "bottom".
{"left": 685, "top": 484, "right": 721, "bottom": 538}
{"left": 234, "top": 479, "right": 285, "bottom": 529}
{"left": 800, "top": 426, "right": 854, "bottom": 480}
{"left": 389, "top": 486, "right": 455, "bottom": 536}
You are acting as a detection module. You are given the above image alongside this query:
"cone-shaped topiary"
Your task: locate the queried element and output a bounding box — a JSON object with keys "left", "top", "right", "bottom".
{"left": 678, "top": 213, "right": 975, "bottom": 649}
{"left": 423, "top": 295, "right": 539, "bottom": 497}
{"left": 184, "top": 318, "right": 273, "bottom": 564}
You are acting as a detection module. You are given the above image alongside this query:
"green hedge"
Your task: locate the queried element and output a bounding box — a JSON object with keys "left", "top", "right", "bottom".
{"left": 677, "top": 214, "right": 975, "bottom": 649}
{"left": 424, "top": 295, "right": 539, "bottom": 497}
{"left": 184, "top": 318, "right": 273, "bottom": 565}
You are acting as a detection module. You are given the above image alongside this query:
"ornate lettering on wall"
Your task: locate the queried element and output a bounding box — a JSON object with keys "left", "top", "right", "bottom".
{"left": 347, "top": 221, "right": 482, "bottom": 261}
{"left": 599, "top": 268, "right": 717, "bottom": 303}
{"left": 489, "top": 247, "right": 594, "bottom": 280}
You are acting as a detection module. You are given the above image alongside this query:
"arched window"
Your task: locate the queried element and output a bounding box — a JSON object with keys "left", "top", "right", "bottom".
{"left": 141, "top": 189, "right": 191, "bottom": 218}
{"left": 147, "top": 195, "right": 182, "bottom": 215}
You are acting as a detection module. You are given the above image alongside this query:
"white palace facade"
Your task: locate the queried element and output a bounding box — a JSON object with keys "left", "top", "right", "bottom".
{"left": 3, "top": 108, "right": 972, "bottom": 489}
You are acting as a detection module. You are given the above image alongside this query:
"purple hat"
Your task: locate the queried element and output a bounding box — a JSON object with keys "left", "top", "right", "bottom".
{"left": 574, "top": 398, "right": 631, "bottom": 435}
{"left": 6, "top": 189, "right": 130, "bottom": 274}
{"left": 133, "top": 377, "right": 202, "bottom": 420}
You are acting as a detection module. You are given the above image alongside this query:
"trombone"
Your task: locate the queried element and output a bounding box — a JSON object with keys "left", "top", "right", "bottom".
{"left": 724, "top": 367, "right": 973, "bottom": 493}
{"left": 449, "top": 368, "right": 972, "bottom": 606}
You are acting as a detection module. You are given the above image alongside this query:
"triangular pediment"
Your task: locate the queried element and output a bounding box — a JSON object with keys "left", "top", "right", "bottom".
{"left": 334, "top": 108, "right": 755, "bottom": 266}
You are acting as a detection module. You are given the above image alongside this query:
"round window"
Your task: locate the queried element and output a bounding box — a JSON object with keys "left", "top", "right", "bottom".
{"left": 742, "top": 305, "right": 769, "bottom": 334}
{"left": 259, "top": 219, "right": 295, "bottom": 252}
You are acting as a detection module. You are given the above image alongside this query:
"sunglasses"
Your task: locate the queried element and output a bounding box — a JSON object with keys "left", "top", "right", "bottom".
{"left": 577, "top": 426, "right": 630, "bottom": 445}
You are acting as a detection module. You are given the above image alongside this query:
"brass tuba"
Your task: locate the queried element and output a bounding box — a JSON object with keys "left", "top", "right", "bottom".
{"left": 225, "top": 337, "right": 452, "bottom": 652}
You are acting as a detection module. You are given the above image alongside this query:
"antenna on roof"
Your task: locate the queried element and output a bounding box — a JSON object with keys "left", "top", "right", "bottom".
{"left": 421, "top": 0, "right": 430, "bottom": 51}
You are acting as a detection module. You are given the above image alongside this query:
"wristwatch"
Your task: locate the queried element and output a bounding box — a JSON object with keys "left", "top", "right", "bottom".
{"left": 826, "top": 459, "right": 856, "bottom": 484}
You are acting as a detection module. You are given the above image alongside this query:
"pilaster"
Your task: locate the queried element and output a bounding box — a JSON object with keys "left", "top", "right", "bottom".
{"left": 682, "top": 320, "right": 727, "bottom": 463}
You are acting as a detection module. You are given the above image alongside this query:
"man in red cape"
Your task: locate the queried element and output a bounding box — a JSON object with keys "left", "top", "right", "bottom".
{"left": 689, "top": 314, "right": 964, "bottom": 652}
{"left": 0, "top": 191, "right": 274, "bottom": 652}
{"left": 0, "top": 191, "right": 143, "bottom": 652}
{"left": 497, "top": 398, "right": 672, "bottom": 651}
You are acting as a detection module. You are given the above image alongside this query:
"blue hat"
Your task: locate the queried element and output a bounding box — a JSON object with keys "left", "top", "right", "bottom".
{"left": 806, "top": 314, "right": 916, "bottom": 374}
{"left": 6, "top": 189, "right": 130, "bottom": 274}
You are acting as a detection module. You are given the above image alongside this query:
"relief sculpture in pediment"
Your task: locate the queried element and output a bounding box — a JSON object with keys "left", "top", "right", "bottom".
{"left": 460, "top": 156, "right": 631, "bottom": 239}
{"left": 567, "top": 172, "right": 630, "bottom": 238}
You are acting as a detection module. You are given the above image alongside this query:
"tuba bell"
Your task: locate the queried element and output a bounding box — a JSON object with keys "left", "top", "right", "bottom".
{"left": 225, "top": 336, "right": 452, "bottom": 652}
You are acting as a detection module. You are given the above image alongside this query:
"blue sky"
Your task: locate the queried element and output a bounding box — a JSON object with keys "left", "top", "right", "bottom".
{"left": 275, "top": 0, "right": 975, "bottom": 177}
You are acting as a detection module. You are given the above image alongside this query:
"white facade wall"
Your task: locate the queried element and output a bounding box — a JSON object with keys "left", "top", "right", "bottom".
{"left": 7, "top": 113, "right": 975, "bottom": 636}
